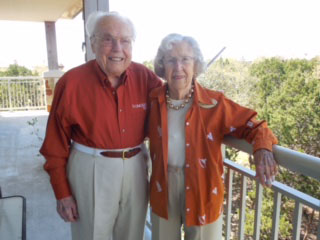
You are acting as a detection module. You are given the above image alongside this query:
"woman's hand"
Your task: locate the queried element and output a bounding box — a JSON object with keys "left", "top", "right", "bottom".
{"left": 254, "top": 149, "right": 278, "bottom": 187}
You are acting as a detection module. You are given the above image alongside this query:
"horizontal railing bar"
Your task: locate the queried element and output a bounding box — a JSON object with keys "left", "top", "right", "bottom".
{"left": 0, "top": 77, "right": 43, "bottom": 80}
{"left": 224, "top": 159, "right": 320, "bottom": 210}
{"left": 0, "top": 108, "right": 46, "bottom": 111}
{"left": 223, "top": 136, "right": 320, "bottom": 181}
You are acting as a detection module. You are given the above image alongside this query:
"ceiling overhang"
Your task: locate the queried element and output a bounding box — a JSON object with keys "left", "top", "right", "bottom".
{"left": 0, "top": 0, "right": 82, "bottom": 22}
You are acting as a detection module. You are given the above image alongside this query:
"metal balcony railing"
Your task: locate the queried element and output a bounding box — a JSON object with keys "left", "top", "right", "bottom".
{"left": 223, "top": 136, "right": 319, "bottom": 240}
{"left": 0, "top": 77, "right": 47, "bottom": 111}
{"left": 145, "top": 136, "right": 320, "bottom": 240}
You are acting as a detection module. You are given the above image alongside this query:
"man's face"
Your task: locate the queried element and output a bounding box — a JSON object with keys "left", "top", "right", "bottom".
{"left": 92, "top": 16, "right": 133, "bottom": 80}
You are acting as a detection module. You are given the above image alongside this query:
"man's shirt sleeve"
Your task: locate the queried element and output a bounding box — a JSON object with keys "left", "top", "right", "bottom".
{"left": 40, "top": 76, "right": 73, "bottom": 200}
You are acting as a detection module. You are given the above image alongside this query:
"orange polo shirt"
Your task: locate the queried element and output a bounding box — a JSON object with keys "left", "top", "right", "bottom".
{"left": 40, "top": 60, "right": 162, "bottom": 200}
{"left": 148, "top": 81, "right": 278, "bottom": 226}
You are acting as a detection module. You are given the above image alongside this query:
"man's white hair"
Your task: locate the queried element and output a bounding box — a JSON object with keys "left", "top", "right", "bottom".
{"left": 85, "top": 11, "right": 136, "bottom": 40}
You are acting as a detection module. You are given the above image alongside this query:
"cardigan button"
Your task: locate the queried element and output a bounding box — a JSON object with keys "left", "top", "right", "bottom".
{"left": 186, "top": 164, "right": 190, "bottom": 168}
{"left": 186, "top": 143, "right": 190, "bottom": 147}
{"left": 186, "top": 186, "right": 190, "bottom": 190}
{"left": 186, "top": 208, "right": 190, "bottom": 212}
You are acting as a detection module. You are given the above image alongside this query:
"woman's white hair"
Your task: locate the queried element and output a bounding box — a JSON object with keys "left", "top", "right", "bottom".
{"left": 85, "top": 11, "right": 136, "bottom": 41}
{"left": 154, "top": 33, "right": 206, "bottom": 78}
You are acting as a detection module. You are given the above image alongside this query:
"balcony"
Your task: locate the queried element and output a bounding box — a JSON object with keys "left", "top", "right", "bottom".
{"left": 0, "top": 102, "right": 319, "bottom": 240}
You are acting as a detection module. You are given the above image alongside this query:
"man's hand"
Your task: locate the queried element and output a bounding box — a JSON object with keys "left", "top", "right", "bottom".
{"left": 57, "top": 196, "right": 79, "bottom": 222}
{"left": 254, "top": 149, "right": 278, "bottom": 187}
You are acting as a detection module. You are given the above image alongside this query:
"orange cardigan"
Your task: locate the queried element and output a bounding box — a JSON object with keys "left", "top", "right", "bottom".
{"left": 148, "top": 81, "right": 278, "bottom": 226}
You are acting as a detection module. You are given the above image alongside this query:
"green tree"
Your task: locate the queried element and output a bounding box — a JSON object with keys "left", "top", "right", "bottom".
{"left": 0, "top": 63, "right": 38, "bottom": 76}
{"left": 200, "top": 58, "right": 258, "bottom": 109}
{"left": 0, "top": 63, "right": 40, "bottom": 108}
{"left": 248, "top": 57, "right": 320, "bottom": 239}
{"left": 142, "top": 60, "right": 154, "bottom": 71}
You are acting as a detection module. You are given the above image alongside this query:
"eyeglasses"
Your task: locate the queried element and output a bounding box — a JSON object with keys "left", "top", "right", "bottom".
{"left": 163, "top": 56, "right": 194, "bottom": 67}
{"left": 93, "top": 34, "right": 133, "bottom": 48}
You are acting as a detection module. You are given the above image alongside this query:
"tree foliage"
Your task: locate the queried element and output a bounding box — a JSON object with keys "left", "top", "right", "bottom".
{"left": 0, "top": 63, "right": 38, "bottom": 76}
{"left": 201, "top": 56, "right": 320, "bottom": 239}
{"left": 199, "top": 58, "right": 258, "bottom": 109}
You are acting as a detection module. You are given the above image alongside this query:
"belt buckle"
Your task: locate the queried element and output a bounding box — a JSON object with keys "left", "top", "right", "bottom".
{"left": 122, "top": 150, "right": 128, "bottom": 160}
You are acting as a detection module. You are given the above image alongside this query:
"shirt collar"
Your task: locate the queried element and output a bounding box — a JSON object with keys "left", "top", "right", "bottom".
{"left": 193, "top": 80, "right": 213, "bottom": 105}
{"left": 93, "top": 60, "right": 128, "bottom": 88}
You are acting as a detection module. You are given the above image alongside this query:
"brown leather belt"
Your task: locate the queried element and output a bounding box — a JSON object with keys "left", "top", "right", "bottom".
{"left": 100, "top": 147, "right": 141, "bottom": 160}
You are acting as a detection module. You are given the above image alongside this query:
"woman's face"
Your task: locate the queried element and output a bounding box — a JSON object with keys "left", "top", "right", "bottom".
{"left": 163, "top": 41, "right": 195, "bottom": 93}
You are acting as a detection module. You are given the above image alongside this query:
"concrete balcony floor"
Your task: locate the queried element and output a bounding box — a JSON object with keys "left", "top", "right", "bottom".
{"left": 0, "top": 111, "right": 153, "bottom": 240}
{"left": 0, "top": 111, "right": 71, "bottom": 240}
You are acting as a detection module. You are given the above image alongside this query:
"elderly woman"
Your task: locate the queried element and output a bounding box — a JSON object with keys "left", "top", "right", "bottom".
{"left": 147, "top": 33, "right": 278, "bottom": 240}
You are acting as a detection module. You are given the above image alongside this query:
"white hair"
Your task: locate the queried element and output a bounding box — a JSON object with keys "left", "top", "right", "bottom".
{"left": 154, "top": 33, "right": 206, "bottom": 78}
{"left": 85, "top": 11, "right": 136, "bottom": 41}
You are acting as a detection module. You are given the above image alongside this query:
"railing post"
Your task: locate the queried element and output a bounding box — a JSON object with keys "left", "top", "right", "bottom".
{"left": 292, "top": 201, "right": 302, "bottom": 240}
{"left": 8, "top": 78, "right": 12, "bottom": 110}
{"left": 253, "top": 182, "right": 263, "bottom": 240}
{"left": 225, "top": 168, "right": 233, "bottom": 240}
{"left": 271, "top": 191, "right": 281, "bottom": 240}
{"left": 317, "top": 218, "right": 320, "bottom": 240}
{"left": 238, "top": 175, "right": 247, "bottom": 240}
{"left": 223, "top": 144, "right": 234, "bottom": 240}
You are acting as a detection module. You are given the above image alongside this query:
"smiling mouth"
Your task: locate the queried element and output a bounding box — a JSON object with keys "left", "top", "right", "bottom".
{"left": 108, "top": 57, "right": 124, "bottom": 62}
{"left": 173, "top": 75, "right": 185, "bottom": 80}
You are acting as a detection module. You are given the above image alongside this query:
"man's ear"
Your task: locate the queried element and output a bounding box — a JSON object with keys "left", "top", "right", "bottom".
{"left": 91, "top": 42, "right": 96, "bottom": 54}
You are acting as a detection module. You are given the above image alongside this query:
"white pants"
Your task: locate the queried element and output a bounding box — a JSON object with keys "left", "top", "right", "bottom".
{"left": 151, "top": 166, "right": 223, "bottom": 240}
{"left": 67, "top": 146, "right": 149, "bottom": 240}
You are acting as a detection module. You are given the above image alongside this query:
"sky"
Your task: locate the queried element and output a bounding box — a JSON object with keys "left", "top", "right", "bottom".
{"left": 0, "top": 0, "right": 319, "bottom": 71}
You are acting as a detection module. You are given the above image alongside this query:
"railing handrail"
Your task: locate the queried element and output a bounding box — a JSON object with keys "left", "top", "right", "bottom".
{"left": 224, "top": 159, "right": 320, "bottom": 210}
{"left": 223, "top": 135, "right": 320, "bottom": 181}
{"left": 0, "top": 76, "right": 43, "bottom": 80}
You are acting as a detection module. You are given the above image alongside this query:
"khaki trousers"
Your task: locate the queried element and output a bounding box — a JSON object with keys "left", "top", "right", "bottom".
{"left": 67, "top": 146, "right": 149, "bottom": 240}
{"left": 151, "top": 166, "right": 223, "bottom": 240}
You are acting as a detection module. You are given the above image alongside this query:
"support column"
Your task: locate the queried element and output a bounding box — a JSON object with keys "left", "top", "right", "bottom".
{"left": 43, "top": 70, "right": 64, "bottom": 112}
{"left": 44, "top": 21, "right": 59, "bottom": 70}
{"left": 44, "top": 21, "right": 63, "bottom": 112}
{"left": 83, "top": 0, "right": 109, "bottom": 61}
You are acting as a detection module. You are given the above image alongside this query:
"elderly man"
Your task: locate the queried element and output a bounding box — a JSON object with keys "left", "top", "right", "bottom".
{"left": 40, "top": 12, "right": 161, "bottom": 240}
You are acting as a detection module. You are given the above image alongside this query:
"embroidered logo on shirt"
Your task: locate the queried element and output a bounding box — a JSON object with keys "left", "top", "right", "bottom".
{"left": 198, "top": 215, "right": 206, "bottom": 225}
{"left": 230, "top": 126, "right": 236, "bottom": 132}
{"left": 207, "top": 132, "right": 214, "bottom": 141}
{"left": 247, "top": 121, "right": 254, "bottom": 128}
{"left": 132, "top": 103, "right": 147, "bottom": 110}
{"left": 157, "top": 126, "right": 162, "bottom": 137}
{"left": 156, "top": 181, "right": 162, "bottom": 192}
{"left": 199, "top": 158, "right": 207, "bottom": 168}
{"left": 212, "top": 187, "right": 218, "bottom": 195}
